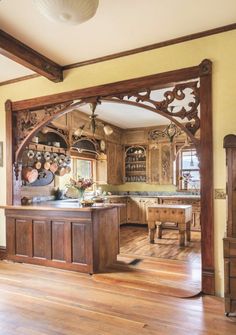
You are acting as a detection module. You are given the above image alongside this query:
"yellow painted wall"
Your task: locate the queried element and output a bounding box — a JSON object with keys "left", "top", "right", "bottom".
{"left": 0, "top": 29, "right": 236, "bottom": 295}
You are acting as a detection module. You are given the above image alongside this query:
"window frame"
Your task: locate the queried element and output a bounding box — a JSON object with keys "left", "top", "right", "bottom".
{"left": 176, "top": 145, "right": 200, "bottom": 192}
{"left": 71, "top": 154, "right": 96, "bottom": 192}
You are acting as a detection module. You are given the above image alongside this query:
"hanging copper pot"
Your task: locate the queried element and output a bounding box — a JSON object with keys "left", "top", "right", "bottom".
{"left": 56, "top": 166, "right": 66, "bottom": 176}
{"left": 34, "top": 161, "right": 42, "bottom": 170}
{"left": 22, "top": 167, "right": 39, "bottom": 184}
{"left": 50, "top": 162, "right": 58, "bottom": 173}
{"left": 44, "top": 161, "right": 51, "bottom": 170}
{"left": 65, "top": 166, "right": 71, "bottom": 174}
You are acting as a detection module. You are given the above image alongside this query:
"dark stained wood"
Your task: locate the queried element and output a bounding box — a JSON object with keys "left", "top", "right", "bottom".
{"left": 4, "top": 206, "right": 119, "bottom": 274}
{"left": 199, "top": 60, "right": 214, "bottom": 295}
{"left": 224, "top": 134, "right": 236, "bottom": 148}
{"left": 11, "top": 64, "right": 201, "bottom": 112}
{"left": 223, "top": 238, "right": 236, "bottom": 315}
{"left": 72, "top": 222, "right": 87, "bottom": 263}
{"left": 223, "top": 134, "right": 236, "bottom": 315}
{"left": 5, "top": 60, "right": 214, "bottom": 294}
{"left": 5, "top": 100, "right": 13, "bottom": 205}
{"left": 224, "top": 134, "right": 236, "bottom": 237}
{"left": 51, "top": 221, "right": 65, "bottom": 261}
{"left": 15, "top": 218, "right": 33, "bottom": 257}
{"left": 0, "top": 246, "right": 6, "bottom": 260}
{"left": 0, "top": 24, "right": 234, "bottom": 88}
{"left": 0, "top": 29, "right": 63, "bottom": 82}
{"left": 63, "top": 24, "right": 236, "bottom": 70}
{"left": 33, "top": 220, "right": 48, "bottom": 258}
{"left": 0, "top": 261, "right": 235, "bottom": 335}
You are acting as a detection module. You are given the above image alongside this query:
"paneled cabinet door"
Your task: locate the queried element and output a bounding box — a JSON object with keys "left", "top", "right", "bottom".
{"left": 127, "top": 197, "right": 142, "bottom": 224}
{"left": 96, "top": 156, "right": 108, "bottom": 185}
{"left": 107, "top": 142, "right": 124, "bottom": 185}
{"left": 147, "top": 143, "right": 173, "bottom": 185}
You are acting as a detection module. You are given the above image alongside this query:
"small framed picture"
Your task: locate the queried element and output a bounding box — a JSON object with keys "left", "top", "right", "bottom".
{"left": 0, "top": 142, "right": 3, "bottom": 167}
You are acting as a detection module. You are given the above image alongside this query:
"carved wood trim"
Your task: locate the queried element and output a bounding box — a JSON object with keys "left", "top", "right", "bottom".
{"left": 224, "top": 134, "right": 236, "bottom": 148}
{"left": 6, "top": 59, "right": 214, "bottom": 294}
{"left": 11, "top": 63, "right": 202, "bottom": 112}
{"left": 199, "top": 61, "right": 214, "bottom": 294}
{"left": 0, "top": 29, "right": 63, "bottom": 82}
{"left": 5, "top": 100, "right": 13, "bottom": 205}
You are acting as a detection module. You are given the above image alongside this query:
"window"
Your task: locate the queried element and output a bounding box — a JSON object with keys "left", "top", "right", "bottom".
{"left": 72, "top": 157, "right": 95, "bottom": 190}
{"left": 178, "top": 148, "right": 200, "bottom": 191}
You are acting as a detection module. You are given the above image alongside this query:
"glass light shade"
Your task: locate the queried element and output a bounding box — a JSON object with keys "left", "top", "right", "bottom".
{"left": 103, "top": 125, "right": 113, "bottom": 136}
{"left": 34, "top": 0, "right": 99, "bottom": 25}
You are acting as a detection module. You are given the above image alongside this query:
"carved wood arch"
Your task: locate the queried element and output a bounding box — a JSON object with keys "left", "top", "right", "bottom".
{"left": 13, "top": 79, "right": 201, "bottom": 162}
{"left": 5, "top": 59, "right": 214, "bottom": 295}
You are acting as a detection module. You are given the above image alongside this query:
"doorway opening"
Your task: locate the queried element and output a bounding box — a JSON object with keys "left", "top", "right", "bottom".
{"left": 6, "top": 59, "right": 214, "bottom": 295}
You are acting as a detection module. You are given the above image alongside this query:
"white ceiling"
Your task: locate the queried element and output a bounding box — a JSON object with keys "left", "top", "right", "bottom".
{"left": 0, "top": 0, "right": 236, "bottom": 82}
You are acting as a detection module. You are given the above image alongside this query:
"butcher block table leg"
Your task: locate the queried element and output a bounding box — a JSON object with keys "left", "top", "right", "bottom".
{"left": 178, "top": 223, "right": 186, "bottom": 247}
{"left": 186, "top": 221, "right": 191, "bottom": 242}
{"left": 149, "top": 221, "right": 156, "bottom": 244}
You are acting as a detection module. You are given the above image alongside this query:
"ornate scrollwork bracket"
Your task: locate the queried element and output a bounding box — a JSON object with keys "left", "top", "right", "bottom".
{"left": 13, "top": 161, "right": 22, "bottom": 181}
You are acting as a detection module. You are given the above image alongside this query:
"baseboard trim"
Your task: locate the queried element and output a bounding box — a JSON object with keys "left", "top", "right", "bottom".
{"left": 0, "top": 246, "right": 7, "bottom": 260}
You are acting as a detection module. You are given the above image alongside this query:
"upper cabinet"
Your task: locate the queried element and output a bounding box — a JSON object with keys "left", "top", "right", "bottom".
{"left": 147, "top": 143, "right": 173, "bottom": 184}
{"left": 106, "top": 142, "right": 124, "bottom": 185}
{"left": 125, "top": 146, "right": 147, "bottom": 182}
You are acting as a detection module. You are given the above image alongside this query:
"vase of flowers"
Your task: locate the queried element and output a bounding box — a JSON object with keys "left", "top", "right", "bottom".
{"left": 66, "top": 176, "right": 93, "bottom": 204}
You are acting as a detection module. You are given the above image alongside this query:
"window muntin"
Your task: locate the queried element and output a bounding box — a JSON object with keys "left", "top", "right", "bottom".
{"left": 179, "top": 148, "right": 200, "bottom": 191}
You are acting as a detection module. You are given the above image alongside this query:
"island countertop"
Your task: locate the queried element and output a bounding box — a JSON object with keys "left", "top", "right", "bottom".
{"left": 1, "top": 201, "right": 120, "bottom": 212}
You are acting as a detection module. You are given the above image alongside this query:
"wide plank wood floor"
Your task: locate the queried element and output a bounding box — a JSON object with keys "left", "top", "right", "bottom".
{"left": 119, "top": 225, "right": 201, "bottom": 262}
{"left": 0, "top": 261, "right": 235, "bottom": 335}
{"left": 98, "top": 225, "right": 201, "bottom": 298}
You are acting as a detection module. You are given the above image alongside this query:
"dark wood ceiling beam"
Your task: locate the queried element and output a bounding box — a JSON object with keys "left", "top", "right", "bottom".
{"left": 0, "top": 29, "right": 63, "bottom": 82}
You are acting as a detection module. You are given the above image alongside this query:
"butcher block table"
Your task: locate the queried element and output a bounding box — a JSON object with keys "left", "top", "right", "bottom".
{"left": 147, "top": 204, "right": 192, "bottom": 247}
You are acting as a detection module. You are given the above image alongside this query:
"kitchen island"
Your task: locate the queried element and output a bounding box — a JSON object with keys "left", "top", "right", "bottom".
{"left": 2, "top": 202, "right": 120, "bottom": 274}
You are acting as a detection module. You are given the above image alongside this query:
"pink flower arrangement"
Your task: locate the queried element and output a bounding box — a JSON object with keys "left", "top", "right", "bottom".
{"left": 68, "top": 176, "right": 93, "bottom": 191}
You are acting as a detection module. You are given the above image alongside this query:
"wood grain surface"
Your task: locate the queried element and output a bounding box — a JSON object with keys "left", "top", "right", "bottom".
{"left": 0, "top": 261, "right": 235, "bottom": 335}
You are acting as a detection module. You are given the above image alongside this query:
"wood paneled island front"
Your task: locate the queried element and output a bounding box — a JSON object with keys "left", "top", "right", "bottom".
{"left": 3, "top": 202, "right": 120, "bottom": 274}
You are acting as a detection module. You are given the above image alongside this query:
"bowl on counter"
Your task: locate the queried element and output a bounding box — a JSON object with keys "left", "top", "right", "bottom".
{"left": 80, "top": 199, "right": 94, "bottom": 207}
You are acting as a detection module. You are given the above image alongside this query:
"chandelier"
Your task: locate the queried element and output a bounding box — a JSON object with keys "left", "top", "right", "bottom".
{"left": 74, "top": 102, "right": 113, "bottom": 137}
{"left": 34, "top": 0, "right": 99, "bottom": 25}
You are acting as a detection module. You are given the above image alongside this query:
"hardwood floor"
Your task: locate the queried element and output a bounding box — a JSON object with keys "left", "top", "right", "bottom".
{"left": 98, "top": 224, "right": 201, "bottom": 298}
{"left": 0, "top": 261, "right": 235, "bottom": 335}
{"left": 119, "top": 224, "right": 201, "bottom": 262}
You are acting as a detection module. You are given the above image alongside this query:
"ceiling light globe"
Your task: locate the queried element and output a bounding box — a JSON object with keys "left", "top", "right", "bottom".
{"left": 34, "top": 0, "right": 99, "bottom": 25}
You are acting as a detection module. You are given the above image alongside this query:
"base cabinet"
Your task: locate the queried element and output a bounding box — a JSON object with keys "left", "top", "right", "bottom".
{"left": 223, "top": 238, "right": 236, "bottom": 315}
{"left": 5, "top": 207, "right": 119, "bottom": 274}
{"left": 127, "top": 197, "right": 158, "bottom": 224}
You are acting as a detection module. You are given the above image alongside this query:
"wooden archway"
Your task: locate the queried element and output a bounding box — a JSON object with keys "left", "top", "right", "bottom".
{"left": 5, "top": 59, "right": 214, "bottom": 294}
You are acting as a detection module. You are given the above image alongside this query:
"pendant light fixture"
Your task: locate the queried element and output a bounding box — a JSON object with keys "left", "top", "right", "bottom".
{"left": 73, "top": 102, "right": 113, "bottom": 137}
{"left": 34, "top": 0, "right": 99, "bottom": 25}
